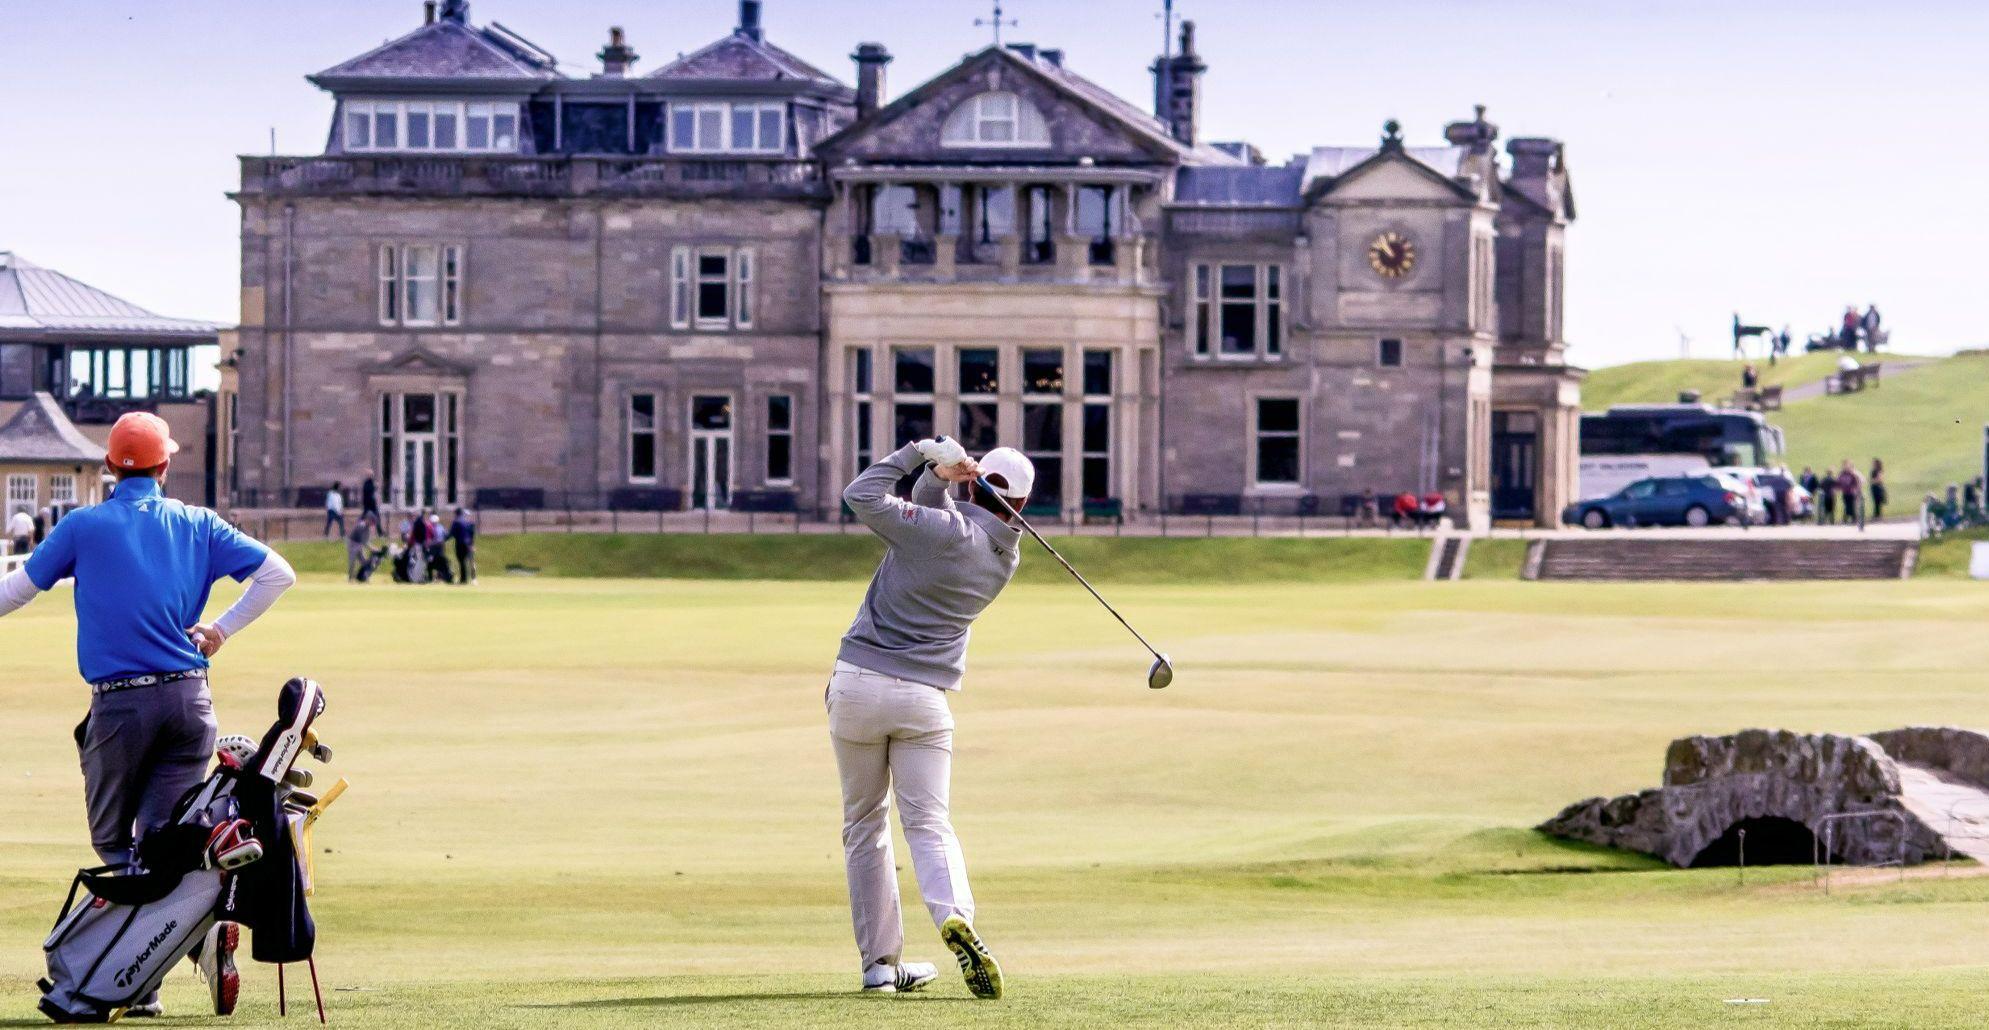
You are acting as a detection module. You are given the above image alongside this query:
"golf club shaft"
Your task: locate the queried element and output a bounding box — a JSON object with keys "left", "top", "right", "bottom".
{"left": 976, "top": 477, "right": 1166, "bottom": 661}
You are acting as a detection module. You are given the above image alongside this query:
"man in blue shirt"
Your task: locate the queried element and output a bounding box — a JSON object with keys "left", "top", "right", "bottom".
{"left": 0, "top": 412, "right": 294, "bottom": 1018}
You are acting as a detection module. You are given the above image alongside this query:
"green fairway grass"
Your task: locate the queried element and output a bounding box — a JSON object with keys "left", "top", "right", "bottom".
{"left": 1580, "top": 351, "right": 1921, "bottom": 412}
{"left": 8, "top": 575, "right": 1989, "bottom": 1026}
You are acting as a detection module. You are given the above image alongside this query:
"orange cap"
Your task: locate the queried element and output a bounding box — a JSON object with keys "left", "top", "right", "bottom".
{"left": 106, "top": 412, "right": 180, "bottom": 470}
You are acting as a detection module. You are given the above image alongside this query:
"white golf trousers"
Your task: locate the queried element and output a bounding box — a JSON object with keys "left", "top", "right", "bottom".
{"left": 826, "top": 660, "right": 974, "bottom": 972}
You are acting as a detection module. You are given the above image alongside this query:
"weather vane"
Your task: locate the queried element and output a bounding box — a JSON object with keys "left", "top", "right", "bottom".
{"left": 976, "top": 0, "right": 1018, "bottom": 45}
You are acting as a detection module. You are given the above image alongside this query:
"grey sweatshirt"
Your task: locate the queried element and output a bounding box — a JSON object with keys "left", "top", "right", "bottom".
{"left": 838, "top": 443, "right": 1023, "bottom": 690}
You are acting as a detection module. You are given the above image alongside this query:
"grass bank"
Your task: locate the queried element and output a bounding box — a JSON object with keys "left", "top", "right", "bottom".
{"left": 279, "top": 532, "right": 1465, "bottom": 584}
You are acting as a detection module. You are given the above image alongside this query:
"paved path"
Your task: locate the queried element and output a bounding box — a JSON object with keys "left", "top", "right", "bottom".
{"left": 1895, "top": 763, "right": 1989, "bottom": 863}
{"left": 1778, "top": 359, "right": 1933, "bottom": 403}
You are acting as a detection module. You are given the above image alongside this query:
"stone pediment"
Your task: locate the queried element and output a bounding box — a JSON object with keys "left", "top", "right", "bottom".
{"left": 366, "top": 346, "right": 472, "bottom": 379}
{"left": 1309, "top": 151, "right": 1477, "bottom": 206}
{"left": 816, "top": 46, "right": 1191, "bottom": 167}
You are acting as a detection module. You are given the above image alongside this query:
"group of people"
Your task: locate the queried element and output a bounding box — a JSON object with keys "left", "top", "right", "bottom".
{"left": 1797, "top": 459, "right": 1886, "bottom": 527}
{"left": 1739, "top": 304, "right": 1884, "bottom": 364}
{"left": 331, "top": 476, "right": 477, "bottom": 585}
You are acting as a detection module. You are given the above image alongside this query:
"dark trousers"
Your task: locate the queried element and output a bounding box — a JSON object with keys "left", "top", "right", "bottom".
{"left": 324, "top": 510, "right": 345, "bottom": 536}
{"left": 75, "top": 679, "right": 217, "bottom": 866}
{"left": 454, "top": 541, "right": 476, "bottom": 583}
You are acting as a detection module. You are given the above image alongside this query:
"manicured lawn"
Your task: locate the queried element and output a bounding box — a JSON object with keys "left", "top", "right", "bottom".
{"left": 7, "top": 575, "right": 1989, "bottom": 1026}
{"left": 1580, "top": 351, "right": 1921, "bottom": 412}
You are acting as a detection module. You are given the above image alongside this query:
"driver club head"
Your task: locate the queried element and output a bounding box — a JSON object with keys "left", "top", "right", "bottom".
{"left": 1147, "top": 654, "right": 1173, "bottom": 690}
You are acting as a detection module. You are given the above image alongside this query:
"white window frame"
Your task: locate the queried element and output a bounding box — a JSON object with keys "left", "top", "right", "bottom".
{"left": 851, "top": 348, "right": 875, "bottom": 477}
{"left": 1249, "top": 394, "right": 1304, "bottom": 491}
{"left": 670, "top": 246, "right": 754, "bottom": 331}
{"left": 941, "top": 91, "right": 1050, "bottom": 148}
{"left": 377, "top": 243, "right": 463, "bottom": 327}
{"left": 764, "top": 393, "right": 794, "bottom": 486}
{"left": 1081, "top": 350, "right": 1113, "bottom": 503}
{"left": 1191, "top": 262, "right": 1286, "bottom": 361}
{"left": 6, "top": 473, "right": 36, "bottom": 519}
{"left": 628, "top": 392, "right": 659, "bottom": 485}
{"left": 344, "top": 99, "right": 519, "bottom": 154}
{"left": 49, "top": 474, "right": 76, "bottom": 507}
{"left": 669, "top": 101, "right": 785, "bottom": 154}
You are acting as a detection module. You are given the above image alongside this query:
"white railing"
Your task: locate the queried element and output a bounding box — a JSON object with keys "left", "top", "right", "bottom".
{"left": 0, "top": 552, "right": 25, "bottom": 575}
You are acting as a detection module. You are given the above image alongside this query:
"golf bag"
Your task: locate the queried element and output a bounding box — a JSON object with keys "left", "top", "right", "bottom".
{"left": 38, "top": 678, "right": 334, "bottom": 1023}
{"left": 354, "top": 545, "right": 387, "bottom": 583}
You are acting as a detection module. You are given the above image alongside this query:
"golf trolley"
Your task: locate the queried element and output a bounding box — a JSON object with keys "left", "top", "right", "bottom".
{"left": 38, "top": 678, "right": 347, "bottom": 1024}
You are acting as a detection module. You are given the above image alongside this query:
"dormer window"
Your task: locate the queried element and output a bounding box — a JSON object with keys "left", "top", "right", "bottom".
{"left": 343, "top": 100, "right": 519, "bottom": 153}
{"left": 941, "top": 91, "right": 1049, "bottom": 148}
{"left": 670, "top": 101, "right": 785, "bottom": 154}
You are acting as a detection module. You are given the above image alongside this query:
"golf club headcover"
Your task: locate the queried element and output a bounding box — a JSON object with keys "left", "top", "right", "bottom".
{"left": 216, "top": 735, "right": 258, "bottom": 768}
{"left": 207, "top": 819, "right": 263, "bottom": 871}
{"left": 248, "top": 678, "right": 326, "bottom": 785}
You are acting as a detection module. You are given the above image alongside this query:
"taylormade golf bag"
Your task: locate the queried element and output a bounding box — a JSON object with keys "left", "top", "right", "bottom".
{"left": 38, "top": 678, "right": 332, "bottom": 1024}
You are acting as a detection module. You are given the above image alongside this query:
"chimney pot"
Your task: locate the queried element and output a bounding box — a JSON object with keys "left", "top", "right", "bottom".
{"left": 423, "top": 1, "right": 437, "bottom": 25}
{"left": 852, "top": 42, "right": 892, "bottom": 117}
{"left": 739, "top": 0, "right": 764, "bottom": 41}
{"left": 597, "top": 25, "right": 638, "bottom": 77}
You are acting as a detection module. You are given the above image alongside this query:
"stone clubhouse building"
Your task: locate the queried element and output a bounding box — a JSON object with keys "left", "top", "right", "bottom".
{"left": 230, "top": 0, "right": 1581, "bottom": 528}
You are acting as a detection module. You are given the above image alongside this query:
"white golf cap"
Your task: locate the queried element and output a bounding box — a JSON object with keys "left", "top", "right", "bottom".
{"left": 979, "top": 447, "right": 1035, "bottom": 499}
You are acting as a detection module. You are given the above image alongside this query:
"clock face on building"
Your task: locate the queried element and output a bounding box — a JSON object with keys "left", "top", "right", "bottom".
{"left": 1367, "top": 231, "right": 1416, "bottom": 279}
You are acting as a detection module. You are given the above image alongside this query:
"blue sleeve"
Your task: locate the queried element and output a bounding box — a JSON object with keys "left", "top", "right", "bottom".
{"left": 22, "top": 517, "right": 79, "bottom": 590}
{"left": 205, "top": 511, "right": 272, "bottom": 583}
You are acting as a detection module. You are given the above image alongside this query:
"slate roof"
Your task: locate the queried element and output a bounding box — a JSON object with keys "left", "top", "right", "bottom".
{"left": 1174, "top": 163, "right": 1306, "bottom": 206}
{"left": 0, "top": 254, "right": 221, "bottom": 340}
{"left": 0, "top": 393, "right": 106, "bottom": 464}
{"left": 648, "top": 31, "right": 846, "bottom": 89}
{"left": 1302, "top": 145, "right": 1467, "bottom": 189}
{"left": 310, "top": 17, "right": 559, "bottom": 86}
{"left": 1004, "top": 47, "right": 1237, "bottom": 166}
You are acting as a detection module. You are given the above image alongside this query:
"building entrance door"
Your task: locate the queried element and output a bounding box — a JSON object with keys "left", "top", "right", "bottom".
{"left": 1491, "top": 410, "right": 1539, "bottom": 522}
{"left": 688, "top": 394, "right": 732, "bottom": 511}
{"left": 381, "top": 391, "right": 460, "bottom": 511}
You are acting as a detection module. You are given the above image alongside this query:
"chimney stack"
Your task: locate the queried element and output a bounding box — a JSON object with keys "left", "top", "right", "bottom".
{"left": 738, "top": 0, "right": 764, "bottom": 41}
{"left": 1507, "top": 137, "right": 1560, "bottom": 180}
{"left": 423, "top": 1, "right": 437, "bottom": 25}
{"left": 1443, "top": 104, "right": 1498, "bottom": 153}
{"left": 1151, "top": 20, "right": 1207, "bottom": 146}
{"left": 597, "top": 26, "right": 638, "bottom": 77}
{"left": 852, "top": 42, "right": 892, "bottom": 117}
{"left": 439, "top": 0, "right": 468, "bottom": 24}
{"left": 1039, "top": 48, "right": 1064, "bottom": 67}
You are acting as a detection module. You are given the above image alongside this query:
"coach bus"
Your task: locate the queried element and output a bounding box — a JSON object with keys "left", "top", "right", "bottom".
{"left": 1578, "top": 405, "right": 1785, "bottom": 500}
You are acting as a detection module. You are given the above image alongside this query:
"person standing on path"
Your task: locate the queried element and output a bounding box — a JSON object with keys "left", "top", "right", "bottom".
{"left": 0, "top": 412, "right": 295, "bottom": 1018}
{"left": 324, "top": 481, "right": 346, "bottom": 537}
{"left": 8, "top": 506, "right": 32, "bottom": 554}
{"left": 1818, "top": 474, "right": 1837, "bottom": 525}
{"left": 1869, "top": 458, "right": 1888, "bottom": 521}
{"left": 1838, "top": 460, "right": 1865, "bottom": 530}
{"left": 828, "top": 436, "right": 1032, "bottom": 1000}
{"left": 360, "top": 473, "right": 380, "bottom": 526}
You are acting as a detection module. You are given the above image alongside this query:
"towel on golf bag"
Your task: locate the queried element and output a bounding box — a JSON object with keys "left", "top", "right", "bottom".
{"left": 37, "top": 781, "right": 239, "bottom": 1023}
{"left": 220, "top": 677, "right": 325, "bottom": 963}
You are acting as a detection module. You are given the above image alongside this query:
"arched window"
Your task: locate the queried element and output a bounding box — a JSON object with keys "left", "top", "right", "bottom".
{"left": 941, "top": 91, "right": 1049, "bottom": 147}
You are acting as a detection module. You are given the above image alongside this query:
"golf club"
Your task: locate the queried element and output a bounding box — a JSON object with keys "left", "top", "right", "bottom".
{"left": 975, "top": 475, "right": 1174, "bottom": 689}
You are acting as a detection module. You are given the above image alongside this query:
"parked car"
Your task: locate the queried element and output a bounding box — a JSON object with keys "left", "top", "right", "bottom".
{"left": 1747, "top": 470, "right": 1812, "bottom": 522}
{"left": 1562, "top": 474, "right": 1749, "bottom": 529}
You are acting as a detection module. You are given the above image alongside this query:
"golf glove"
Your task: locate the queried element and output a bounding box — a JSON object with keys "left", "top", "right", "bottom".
{"left": 914, "top": 437, "right": 969, "bottom": 469}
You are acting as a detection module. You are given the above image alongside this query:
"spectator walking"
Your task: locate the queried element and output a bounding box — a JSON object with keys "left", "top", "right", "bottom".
{"left": 1818, "top": 474, "right": 1837, "bottom": 525}
{"left": 1799, "top": 467, "right": 1819, "bottom": 517}
{"left": 7, "top": 507, "right": 32, "bottom": 554}
{"left": 345, "top": 514, "right": 375, "bottom": 581}
{"left": 35, "top": 506, "right": 50, "bottom": 545}
{"left": 361, "top": 473, "right": 380, "bottom": 525}
{"left": 1861, "top": 304, "right": 1883, "bottom": 351}
{"left": 1869, "top": 459, "right": 1887, "bottom": 521}
{"left": 425, "top": 512, "right": 454, "bottom": 583}
{"left": 1741, "top": 363, "right": 1760, "bottom": 389}
{"left": 449, "top": 508, "right": 477, "bottom": 585}
{"left": 1841, "top": 306, "right": 1861, "bottom": 349}
{"left": 1838, "top": 460, "right": 1865, "bottom": 530}
{"left": 324, "top": 480, "right": 346, "bottom": 537}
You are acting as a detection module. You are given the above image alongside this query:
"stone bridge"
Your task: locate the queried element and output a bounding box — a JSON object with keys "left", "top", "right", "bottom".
{"left": 1540, "top": 728, "right": 1989, "bottom": 867}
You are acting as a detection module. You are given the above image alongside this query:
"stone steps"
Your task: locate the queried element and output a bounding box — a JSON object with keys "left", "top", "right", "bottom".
{"left": 1525, "top": 538, "right": 1916, "bottom": 581}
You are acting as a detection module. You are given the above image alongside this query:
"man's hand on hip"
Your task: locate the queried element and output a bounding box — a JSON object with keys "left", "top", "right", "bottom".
{"left": 187, "top": 623, "right": 227, "bottom": 658}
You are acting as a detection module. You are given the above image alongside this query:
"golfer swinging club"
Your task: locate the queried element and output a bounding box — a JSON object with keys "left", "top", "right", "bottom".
{"left": 830, "top": 435, "right": 1033, "bottom": 998}
{"left": 0, "top": 412, "right": 296, "bottom": 1018}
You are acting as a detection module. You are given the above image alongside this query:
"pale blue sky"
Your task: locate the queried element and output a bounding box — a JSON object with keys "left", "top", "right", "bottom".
{"left": 1, "top": 0, "right": 1982, "bottom": 367}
